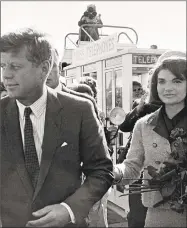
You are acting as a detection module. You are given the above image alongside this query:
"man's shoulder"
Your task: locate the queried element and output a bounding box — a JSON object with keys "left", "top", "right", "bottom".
{"left": 58, "top": 90, "right": 91, "bottom": 102}
{"left": 56, "top": 90, "right": 93, "bottom": 111}
{"left": 0, "top": 96, "right": 10, "bottom": 110}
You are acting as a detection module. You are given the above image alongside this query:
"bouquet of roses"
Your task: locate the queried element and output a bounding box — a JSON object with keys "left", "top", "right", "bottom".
{"left": 120, "top": 128, "right": 187, "bottom": 213}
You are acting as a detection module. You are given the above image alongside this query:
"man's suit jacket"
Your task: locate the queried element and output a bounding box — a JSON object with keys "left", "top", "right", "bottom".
{"left": 0, "top": 88, "right": 113, "bottom": 227}
{"left": 60, "top": 83, "right": 100, "bottom": 121}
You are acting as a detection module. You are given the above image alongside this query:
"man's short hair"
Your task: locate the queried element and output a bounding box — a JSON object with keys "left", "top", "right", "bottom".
{"left": 0, "top": 28, "right": 54, "bottom": 67}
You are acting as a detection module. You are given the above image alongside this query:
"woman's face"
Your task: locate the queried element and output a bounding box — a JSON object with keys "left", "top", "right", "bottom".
{"left": 157, "top": 69, "right": 186, "bottom": 106}
{"left": 133, "top": 85, "right": 143, "bottom": 100}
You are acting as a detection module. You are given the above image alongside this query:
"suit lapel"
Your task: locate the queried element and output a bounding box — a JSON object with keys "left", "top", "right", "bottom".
{"left": 4, "top": 99, "right": 34, "bottom": 199}
{"left": 174, "top": 113, "right": 187, "bottom": 131}
{"left": 33, "top": 90, "right": 64, "bottom": 200}
{"left": 146, "top": 107, "right": 169, "bottom": 140}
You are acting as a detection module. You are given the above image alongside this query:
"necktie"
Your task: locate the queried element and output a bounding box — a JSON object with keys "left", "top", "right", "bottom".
{"left": 24, "top": 107, "right": 40, "bottom": 188}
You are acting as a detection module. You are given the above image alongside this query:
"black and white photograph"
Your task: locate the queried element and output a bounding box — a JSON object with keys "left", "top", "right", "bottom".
{"left": 0, "top": 1, "right": 186, "bottom": 227}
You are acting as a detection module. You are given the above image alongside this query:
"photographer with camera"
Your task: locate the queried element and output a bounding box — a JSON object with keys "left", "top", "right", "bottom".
{"left": 78, "top": 4, "right": 103, "bottom": 41}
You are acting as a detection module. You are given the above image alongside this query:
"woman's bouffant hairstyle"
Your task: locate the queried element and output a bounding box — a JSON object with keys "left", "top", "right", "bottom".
{"left": 148, "top": 57, "right": 187, "bottom": 105}
{"left": 71, "top": 84, "right": 93, "bottom": 97}
{"left": 79, "top": 76, "right": 97, "bottom": 100}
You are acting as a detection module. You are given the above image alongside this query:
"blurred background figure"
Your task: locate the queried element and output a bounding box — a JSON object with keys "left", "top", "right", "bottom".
{"left": 0, "top": 82, "right": 7, "bottom": 98}
{"left": 132, "top": 81, "right": 144, "bottom": 104}
{"left": 46, "top": 49, "right": 101, "bottom": 122}
{"left": 157, "top": 50, "right": 186, "bottom": 64}
{"left": 46, "top": 49, "right": 64, "bottom": 91}
{"left": 71, "top": 83, "right": 94, "bottom": 97}
{"left": 150, "top": 44, "right": 158, "bottom": 49}
{"left": 79, "top": 76, "right": 98, "bottom": 101}
{"left": 78, "top": 4, "right": 103, "bottom": 41}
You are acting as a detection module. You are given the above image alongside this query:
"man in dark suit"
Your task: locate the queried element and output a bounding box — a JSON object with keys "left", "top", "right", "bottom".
{"left": 0, "top": 28, "right": 113, "bottom": 227}
{"left": 46, "top": 49, "right": 101, "bottom": 122}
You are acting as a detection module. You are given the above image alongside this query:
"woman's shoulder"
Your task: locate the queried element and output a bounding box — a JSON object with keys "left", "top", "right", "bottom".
{"left": 135, "top": 108, "right": 160, "bottom": 127}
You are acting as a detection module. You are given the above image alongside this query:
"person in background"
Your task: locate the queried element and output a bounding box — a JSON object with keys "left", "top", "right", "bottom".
{"left": 114, "top": 56, "right": 187, "bottom": 227}
{"left": 0, "top": 28, "right": 113, "bottom": 227}
{"left": 132, "top": 80, "right": 144, "bottom": 103}
{"left": 78, "top": 4, "right": 103, "bottom": 41}
{"left": 71, "top": 83, "right": 94, "bottom": 97}
{"left": 119, "top": 77, "right": 160, "bottom": 135}
{"left": 71, "top": 79, "right": 110, "bottom": 227}
{"left": 0, "top": 82, "right": 7, "bottom": 98}
{"left": 79, "top": 76, "right": 98, "bottom": 101}
{"left": 46, "top": 49, "right": 100, "bottom": 121}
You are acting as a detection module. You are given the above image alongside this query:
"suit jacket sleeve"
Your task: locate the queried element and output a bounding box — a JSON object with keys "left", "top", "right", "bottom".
{"left": 119, "top": 103, "right": 160, "bottom": 132}
{"left": 119, "top": 100, "right": 142, "bottom": 132}
{"left": 119, "top": 106, "right": 141, "bottom": 132}
{"left": 117, "top": 119, "right": 145, "bottom": 185}
{"left": 64, "top": 100, "right": 114, "bottom": 224}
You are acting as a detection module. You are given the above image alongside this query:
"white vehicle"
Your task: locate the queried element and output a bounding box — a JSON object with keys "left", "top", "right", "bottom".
{"left": 61, "top": 24, "right": 167, "bottom": 217}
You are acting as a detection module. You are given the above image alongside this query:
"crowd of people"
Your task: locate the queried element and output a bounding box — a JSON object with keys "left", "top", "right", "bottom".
{"left": 0, "top": 27, "right": 186, "bottom": 228}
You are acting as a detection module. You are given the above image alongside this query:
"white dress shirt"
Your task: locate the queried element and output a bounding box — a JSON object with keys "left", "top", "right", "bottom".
{"left": 16, "top": 86, "right": 75, "bottom": 223}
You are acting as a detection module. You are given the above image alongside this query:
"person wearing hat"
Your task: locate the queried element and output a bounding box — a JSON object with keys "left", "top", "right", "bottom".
{"left": 157, "top": 50, "right": 186, "bottom": 63}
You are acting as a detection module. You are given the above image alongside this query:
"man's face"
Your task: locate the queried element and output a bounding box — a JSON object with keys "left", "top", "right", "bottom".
{"left": 157, "top": 69, "right": 186, "bottom": 106}
{"left": 1, "top": 47, "right": 46, "bottom": 104}
{"left": 46, "top": 54, "right": 60, "bottom": 89}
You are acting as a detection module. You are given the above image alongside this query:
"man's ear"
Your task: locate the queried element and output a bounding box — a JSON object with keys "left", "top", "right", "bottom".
{"left": 40, "top": 60, "right": 50, "bottom": 81}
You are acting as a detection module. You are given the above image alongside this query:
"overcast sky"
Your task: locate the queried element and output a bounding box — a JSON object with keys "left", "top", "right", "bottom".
{"left": 1, "top": 1, "right": 186, "bottom": 57}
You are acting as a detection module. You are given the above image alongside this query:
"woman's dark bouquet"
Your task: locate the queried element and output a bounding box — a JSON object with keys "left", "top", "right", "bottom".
{"left": 120, "top": 128, "right": 187, "bottom": 213}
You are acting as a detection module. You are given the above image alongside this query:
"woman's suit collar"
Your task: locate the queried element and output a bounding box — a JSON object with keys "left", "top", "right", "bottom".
{"left": 145, "top": 107, "right": 162, "bottom": 126}
{"left": 145, "top": 106, "right": 169, "bottom": 140}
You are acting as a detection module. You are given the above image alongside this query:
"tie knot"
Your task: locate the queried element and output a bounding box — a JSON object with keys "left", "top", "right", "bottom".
{"left": 24, "top": 107, "right": 32, "bottom": 117}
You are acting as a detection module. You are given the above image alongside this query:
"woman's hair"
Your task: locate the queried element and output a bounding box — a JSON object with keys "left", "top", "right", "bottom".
{"left": 148, "top": 57, "right": 187, "bottom": 105}
{"left": 79, "top": 76, "right": 97, "bottom": 100}
{"left": 71, "top": 84, "right": 93, "bottom": 97}
{"left": 157, "top": 50, "right": 186, "bottom": 64}
{"left": 133, "top": 81, "right": 142, "bottom": 88}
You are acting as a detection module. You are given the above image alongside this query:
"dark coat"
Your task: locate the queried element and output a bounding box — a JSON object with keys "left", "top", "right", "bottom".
{"left": 61, "top": 83, "right": 100, "bottom": 121}
{"left": 118, "top": 101, "right": 160, "bottom": 163}
{"left": 119, "top": 102, "right": 160, "bottom": 132}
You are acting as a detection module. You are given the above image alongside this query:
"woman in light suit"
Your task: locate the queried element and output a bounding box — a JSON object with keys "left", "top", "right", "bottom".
{"left": 114, "top": 56, "right": 187, "bottom": 227}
